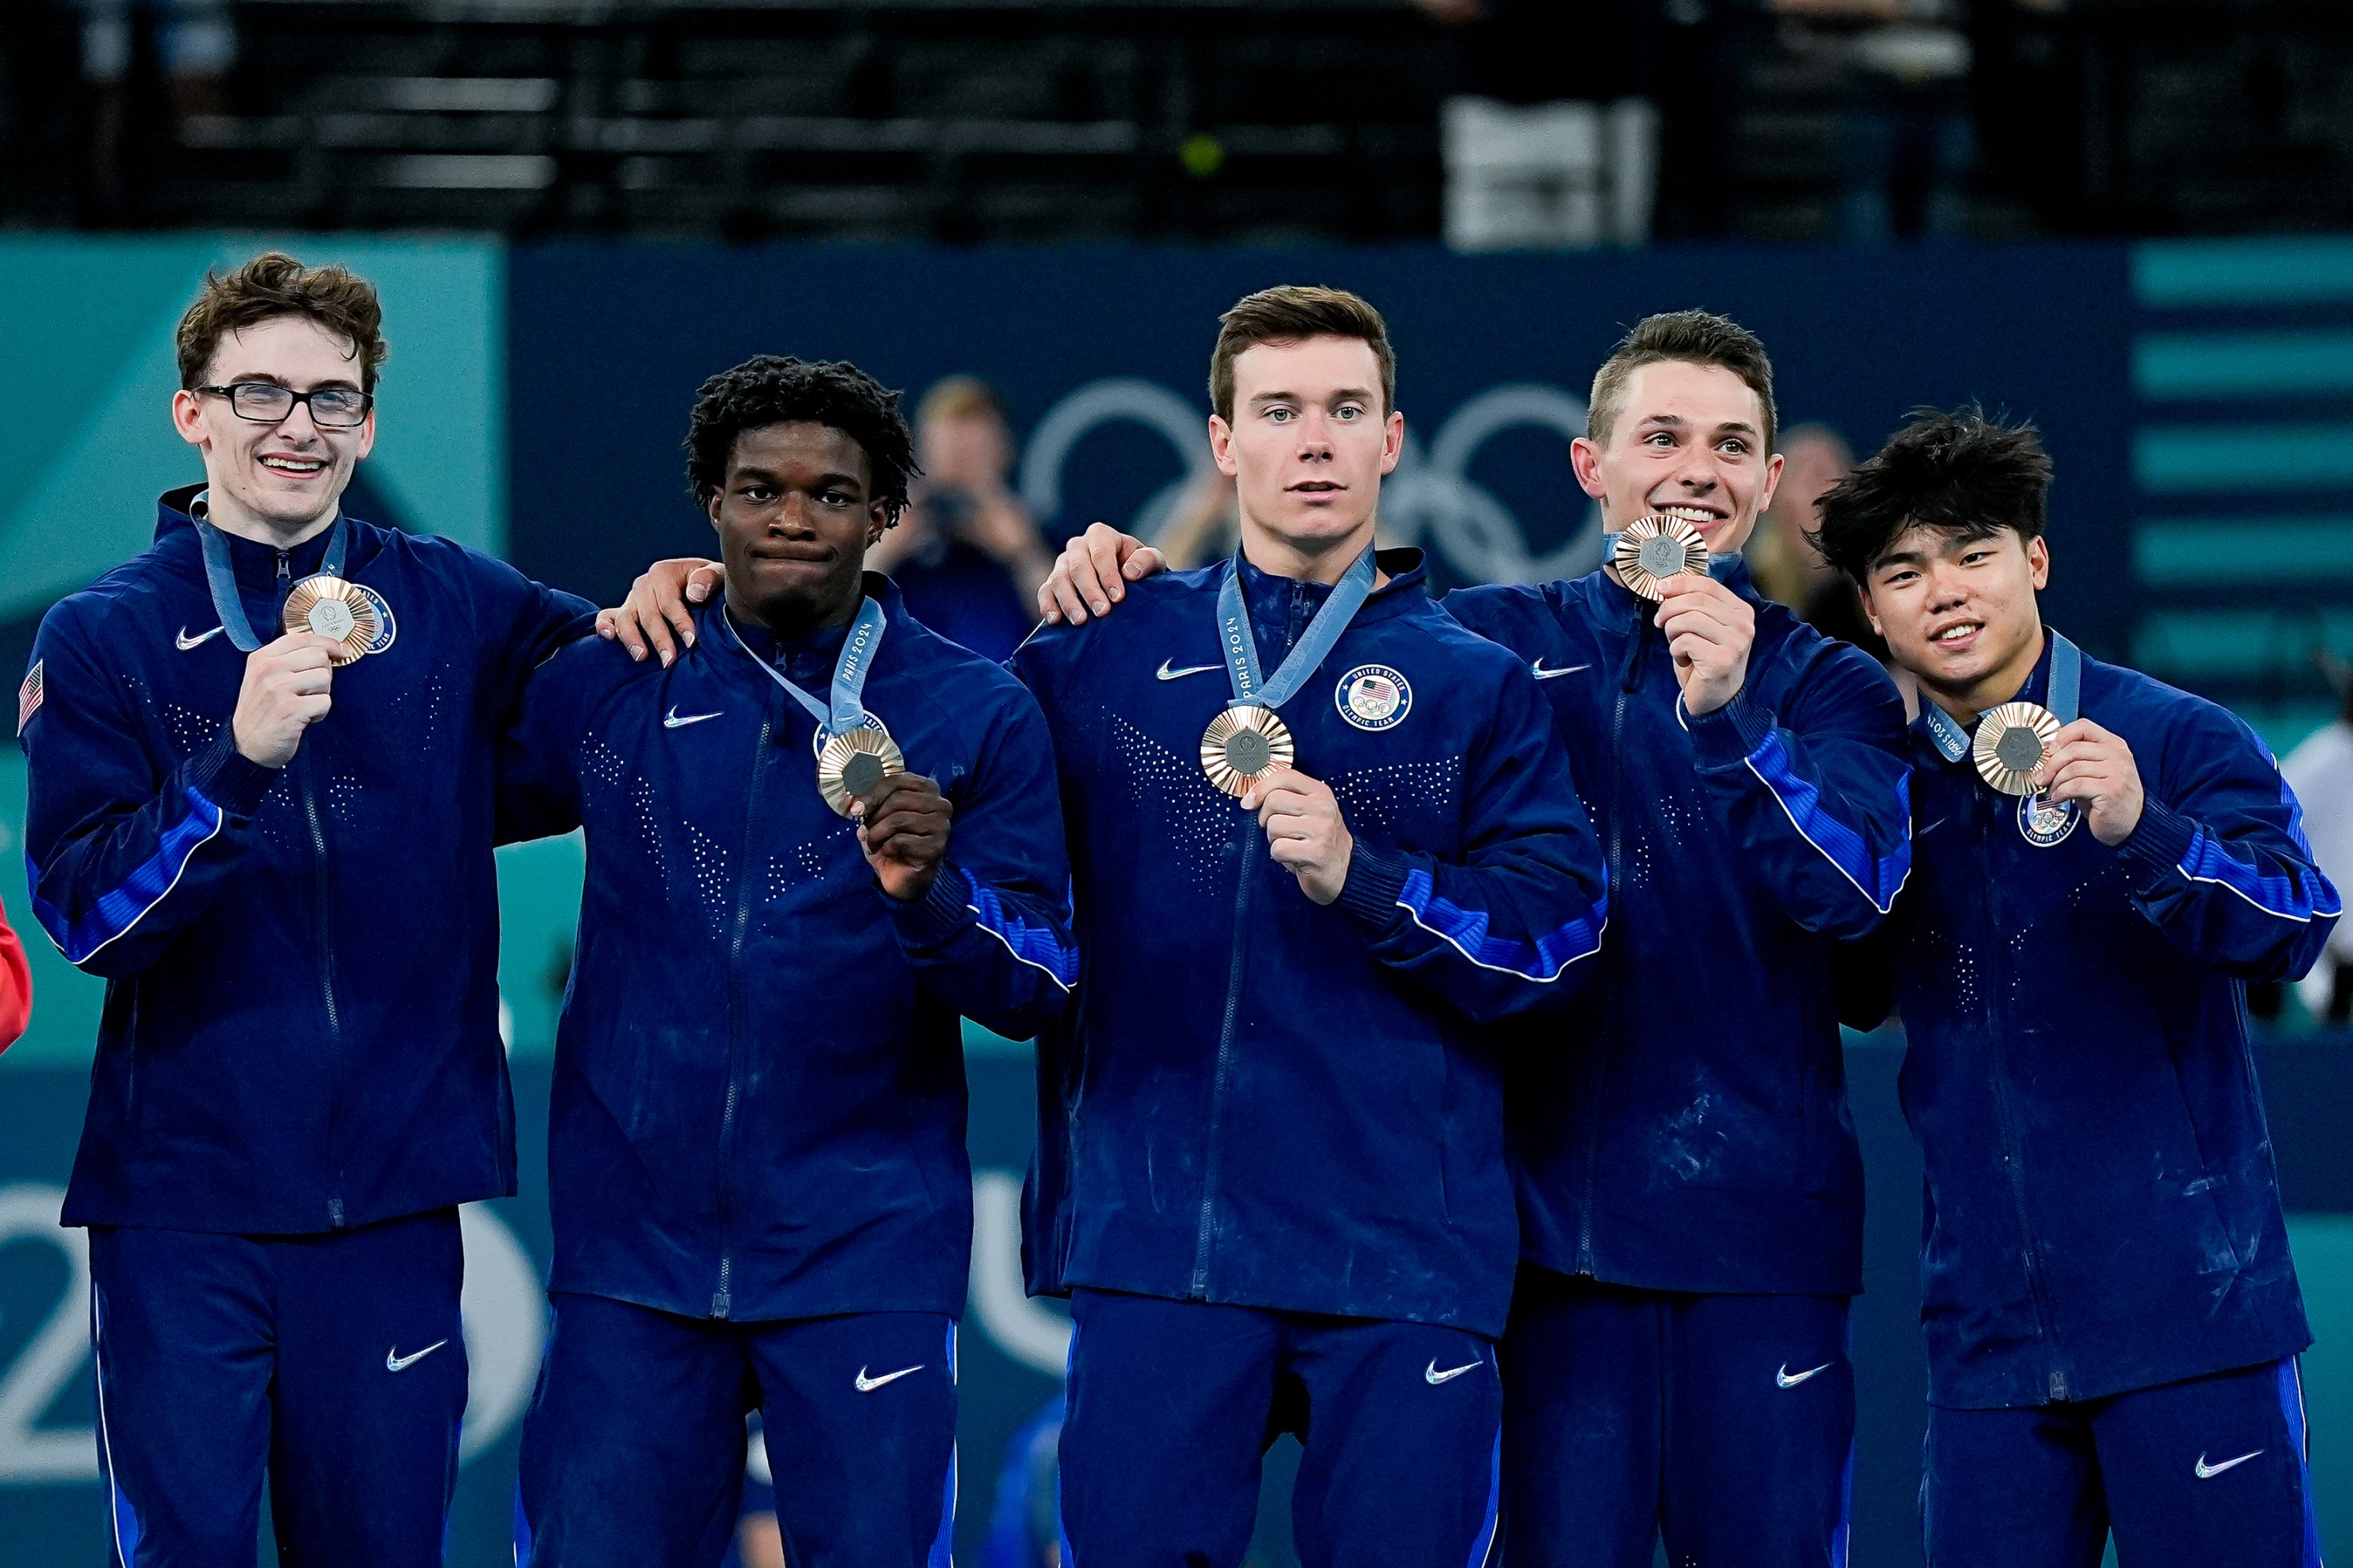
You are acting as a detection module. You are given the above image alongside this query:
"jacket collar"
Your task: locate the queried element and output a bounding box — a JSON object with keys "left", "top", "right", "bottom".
{"left": 706, "top": 571, "right": 905, "bottom": 684}
{"left": 158, "top": 485, "right": 345, "bottom": 595}
{"left": 1231, "top": 545, "right": 1428, "bottom": 626}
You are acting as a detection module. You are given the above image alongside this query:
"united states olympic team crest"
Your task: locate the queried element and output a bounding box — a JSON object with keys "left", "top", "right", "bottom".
{"left": 1336, "top": 664, "right": 1411, "bottom": 732}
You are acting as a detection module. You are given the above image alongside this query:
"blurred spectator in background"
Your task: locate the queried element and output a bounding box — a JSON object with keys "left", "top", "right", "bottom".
{"left": 2283, "top": 663, "right": 2353, "bottom": 1023}
{"left": 1748, "top": 420, "right": 1851, "bottom": 612}
{"left": 1150, "top": 466, "right": 1241, "bottom": 570}
{"left": 1771, "top": 0, "right": 1973, "bottom": 239}
{"left": 0, "top": 892, "right": 30, "bottom": 1052}
{"left": 1413, "top": 0, "right": 1660, "bottom": 249}
{"left": 1757, "top": 421, "right": 1918, "bottom": 714}
{"left": 77, "top": 0, "right": 234, "bottom": 218}
{"left": 870, "top": 376, "right": 1054, "bottom": 662}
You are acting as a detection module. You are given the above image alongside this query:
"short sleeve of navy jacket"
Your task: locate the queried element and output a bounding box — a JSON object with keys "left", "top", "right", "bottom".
{"left": 498, "top": 580, "right": 1077, "bottom": 1321}
{"left": 1009, "top": 548, "right": 1608, "bottom": 1336}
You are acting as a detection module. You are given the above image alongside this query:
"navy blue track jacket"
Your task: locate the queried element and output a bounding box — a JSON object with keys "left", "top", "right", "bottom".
{"left": 1450, "top": 561, "right": 1911, "bottom": 1296}
{"left": 1888, "top": 632, "right": 2338, "bottom": 1407}
{"left": 19, "top": 486, "right": 593, "bottom": 1233}
{"left": 1011, "top": 548, "right": 1610, "bottom": 1337}
{"left": 498, "top": 579, "right": 1077, "bottom": 1322}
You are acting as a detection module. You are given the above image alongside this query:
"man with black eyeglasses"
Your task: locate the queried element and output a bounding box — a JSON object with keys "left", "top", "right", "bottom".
{"left": 17, "top": 251, "right": 676, "bottom": 1567}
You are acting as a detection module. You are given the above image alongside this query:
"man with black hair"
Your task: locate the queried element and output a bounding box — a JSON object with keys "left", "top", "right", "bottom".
{"left": 501, "top": 354, "right": 1077, "bottom": 1566}
{"left": 1033, "top": 309, "right": 1911, "bottom": 1568}
{"left": 1815, "top": 407, "right": 2335, "bottom": 1567}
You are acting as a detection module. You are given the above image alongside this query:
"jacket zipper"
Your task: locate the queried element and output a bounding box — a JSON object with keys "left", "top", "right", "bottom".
{"left": 1578, "top": 623, "right": 1647, "bottom": 1274}
{"left": 712, "top": 710, "right": 774, "bottom": 1319}
{"left": 281, "top": 549, "right": 348, "bottom": 1229}
{"left": 1193, "top": 584, "right": 1303, "bottom": 1298}
{"left": 1190, "top": 824, "right": 1260, "bottom": 1298}
{"left": 1975, "top": 784, "right": 2066, "bottom": 1398}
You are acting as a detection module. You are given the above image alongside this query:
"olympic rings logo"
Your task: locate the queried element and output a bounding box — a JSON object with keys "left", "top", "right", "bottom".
{"left": 1016, "top": 377, "right": 1607, "bottom": 584}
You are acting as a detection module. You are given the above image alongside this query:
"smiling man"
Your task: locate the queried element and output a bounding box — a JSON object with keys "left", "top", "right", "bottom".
{"left": 499, "top": 356, "right": 1077, "bottom": 1567}
{"left": 18, "top": 253, "right": 602, "bottom": 1566}
{"left": 1036, "top": 309, "right": 1912, "bottom": 1567}
{"left": 1815, "top": 407, "right": 2336, "bottom": 1568}
{"left": 1007, "top": 286, "right": 1609, "bottom": 1566}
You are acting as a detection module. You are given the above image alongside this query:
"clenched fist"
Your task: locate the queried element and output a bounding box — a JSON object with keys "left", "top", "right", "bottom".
{"left": 232, "top": 633, "right": 340, "bottom": 768}
{"left": 855, "top": 772, "right": 954, "bottom": 902}
{"left": 1243, "top": 768, "right": 1355, "bottom": 905}
{"left": 2033, "top": 718, "right": 2145, "bottom": 846}
{"left": 1654, "top": 574, "right": 1755, "bottom": 717}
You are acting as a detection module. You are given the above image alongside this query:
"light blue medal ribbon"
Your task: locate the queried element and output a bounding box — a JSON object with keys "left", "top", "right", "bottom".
{"left": 194, "top": 497, "right": 350, "bottom": 654}
{"left": 727, "top": 595, "right": 890, "bottom": 741}
{"left": 1216, "top": 546, "right": 1378, "bottom": 709}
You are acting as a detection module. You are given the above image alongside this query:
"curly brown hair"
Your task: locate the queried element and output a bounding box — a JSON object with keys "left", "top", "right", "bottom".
{"left": 175, "top": 251, "right": 389, "bottom": 394}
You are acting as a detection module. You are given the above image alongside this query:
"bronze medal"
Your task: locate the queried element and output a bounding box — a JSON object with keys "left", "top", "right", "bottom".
{"left": 1200, "top": 703, "right": 1295, "bottom": 798}
{"left": 816, "top": 726, "right": 906, "bottom": 817}
{"left": 1611, "top": 514, "right": 1709, "bottom": 601}
{"left": 281, "top": 574, "right": 379, "bottom": 666}
{"left": 1972, "top": 700, "right": 2061, "bottom": 796}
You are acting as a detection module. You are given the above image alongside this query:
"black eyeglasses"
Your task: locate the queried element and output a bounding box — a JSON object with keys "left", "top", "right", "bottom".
{"left": 197, "top": 382, "right": 374, "bottom": 429}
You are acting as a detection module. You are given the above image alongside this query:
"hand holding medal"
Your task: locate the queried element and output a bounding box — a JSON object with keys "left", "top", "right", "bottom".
{"left": 855, "top": 772, "right": 953, "bottom": 901}
{"left": 2028, "top": 718, "right": 2146, "bottom": 846}
{"left": 1245, "top": 768, "right": 1354, "bottom": 905}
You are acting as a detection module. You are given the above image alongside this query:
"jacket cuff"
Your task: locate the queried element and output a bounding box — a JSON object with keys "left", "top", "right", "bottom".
{"left": 1334, "top": 842, "right": 1412, "bottom": 933}
{"left": 1683, "top": 691, "right": 1775, "bottom": 771}
{"left": 884, "top": 862, "right": 975, "bottom": 947}
{"left": 2116, "top": 795, "right": 2198, "bottom": 885}
{"left": 186, "top": 730, "right": 279, "bottom": 816}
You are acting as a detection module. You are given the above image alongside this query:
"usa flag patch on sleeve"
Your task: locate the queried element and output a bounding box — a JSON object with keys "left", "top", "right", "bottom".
{"left": 17, "top": 659, "right": 42, "bottom": 736}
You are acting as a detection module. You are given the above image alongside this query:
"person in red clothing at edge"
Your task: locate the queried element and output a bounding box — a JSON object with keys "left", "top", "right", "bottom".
{"left": 0, "top": 893, "right": 28, "bottom": 1049}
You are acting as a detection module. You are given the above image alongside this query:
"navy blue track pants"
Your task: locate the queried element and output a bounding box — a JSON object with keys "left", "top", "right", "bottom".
{"left": 1499, "top": 1267, "right": 1856, "bottom": 1567}
{"left": 516, "top": 1293, "right": 956, "bottom": 1568}
{"left": 1924, "top": 1357, "right": 2324, "bottom": 1568}
{"left": 1057, "top": 1286, "right": 1504, "bottom": 1568}
{"left": 88, "top": 1208, "right": 469, "bottom": 1568}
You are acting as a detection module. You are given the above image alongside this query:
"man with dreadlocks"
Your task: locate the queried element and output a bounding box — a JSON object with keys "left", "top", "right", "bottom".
{"left": 500, "top": 354, "right": 1078, "bottom": 1566}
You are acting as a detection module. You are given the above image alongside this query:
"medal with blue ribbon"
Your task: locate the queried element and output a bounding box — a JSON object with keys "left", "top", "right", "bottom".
{"left": 196, "top": 499, "right": 384, "bottom": 665}
{"left": 1199, "top": 546, "right": 1377, "bottom": 799}
{"left": 727, "top": 597, "right": 903, "bottom": 816}
{"left": 1926, "top": 631, "right": 2084, "bottom": 846}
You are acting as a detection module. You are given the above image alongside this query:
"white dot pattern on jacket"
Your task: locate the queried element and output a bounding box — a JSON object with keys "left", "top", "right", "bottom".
{"left": 1328, "top": 757, "right": 1461, "bottom": 838}
{"left": 1104, "top": 709, "right": 1233, "bottom": 898}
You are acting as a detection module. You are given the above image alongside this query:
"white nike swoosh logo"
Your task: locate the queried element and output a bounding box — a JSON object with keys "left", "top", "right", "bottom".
{"left": 176, "top": 625, "right": 226, "bottom": 651}
{"left": 2195, "top": 1449, "right": 2262, "bottom": 1479}
{"left": 855, "top": 1364, "right": 924, "bottom": 1392}
{"left": 1156, "top": 659, "right": 1221, "bottom": 681}
{"left": 1425, "top": 1357, "right": 1483, "bottom": 1385}
{"left": 1776, "top": 1362, "right": 1833, "bottom": 1388}
{"left": 663, "top": 706, "right": 722, "bottom": 729}
{"left": 386, "top": 1340, "right": 448, "bottom": 1373}
{"left": 1530, "top": 659, "right": 1589, "bottom": 680}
